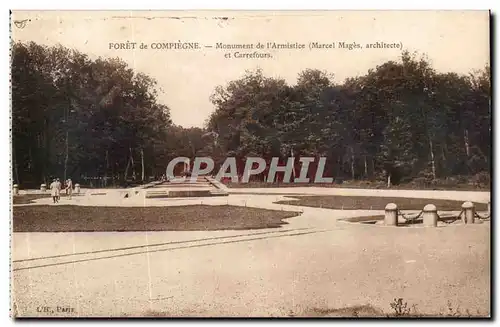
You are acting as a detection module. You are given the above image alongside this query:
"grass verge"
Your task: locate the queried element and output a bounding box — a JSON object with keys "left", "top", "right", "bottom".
{"left": 225, "top": 180, "right": 490, "bottom": 191}
{"left": 12, "top": 205, "right": 301, "bottom": 232}
{"left": 13, "top": 194, "right": 53, "bottom": 205}
{"left": 275, "top": 196, "right": 488, "bottom": 211}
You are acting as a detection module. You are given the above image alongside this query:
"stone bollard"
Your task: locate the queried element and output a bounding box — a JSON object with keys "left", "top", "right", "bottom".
{"left": 423, "top": 204, "right": 438, "bottom": 227}
{"left": 13, "top": 184, "right": 19, "bottom": 196}
{"left": 75, "top": 184, "right": 81, "bottom": 194}
{"left": 462, "top": 201, "right": 475, "bottom": 224}
{"left": 384, "top": 203, "right": 398, "bottom": 226}
{"left": 40, "top": 184, "right": 47, "bottom": 192}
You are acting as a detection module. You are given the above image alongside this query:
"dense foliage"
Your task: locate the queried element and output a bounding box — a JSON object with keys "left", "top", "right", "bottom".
{"left": 11, "top": 41, "right": 490, "bottom": 187}
{"left": 206, "top": 53, "right": 490, "bottom": 186}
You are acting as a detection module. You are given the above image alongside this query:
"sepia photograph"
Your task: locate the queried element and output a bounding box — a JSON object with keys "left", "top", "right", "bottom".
{"left": 9, "top": 10, "right": 491, "bottom": 318}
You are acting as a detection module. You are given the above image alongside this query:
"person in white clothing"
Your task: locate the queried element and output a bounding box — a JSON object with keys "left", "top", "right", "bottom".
{"left": 55, "top": 178, "right": 61, "bottom": 202}
{"left": 66, "top": 179, "right": 73, "bottom": 200}
{"left": 50, "top": 179, "right": 58, "bottom": 203}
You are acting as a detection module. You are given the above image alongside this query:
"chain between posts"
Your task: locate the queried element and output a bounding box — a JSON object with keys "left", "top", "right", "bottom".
{"left": 398, "top": 209, "right": 467, "bottom": 224}
{"left": 397, "top": 209, "right": 424, "bottom": 223}
{"left": 436, "top": 209, "right": 464, "bottom": 224}
{"left": 474, "top": 211, "right": 490, "bottom": 220}
{"left": 394, "top": 204, "right": 489, "bottom": 225}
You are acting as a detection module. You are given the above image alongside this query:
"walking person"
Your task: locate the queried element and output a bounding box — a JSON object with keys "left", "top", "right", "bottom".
{"left": 50, "top": 178, "right": 58, "bottom": 204}
{"left": 55, "top": 178, "right": 61, "bottom": 202}
{"left": 66, "top": 178, "right": 73, "bottom": 200}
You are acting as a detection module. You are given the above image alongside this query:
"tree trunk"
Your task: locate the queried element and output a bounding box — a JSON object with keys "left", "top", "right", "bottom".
{"left": 337, "top": 156, "right": 342, "bottom": 178}
{"left": 28, "top": 147, "right": 32, "bottom": 172}
{"left": 129, "top": 147, "right": 136, "bottom": 180}
{"left": 63, "top": 129, "right": 69, "bottom": 182}
{"left": 141, "top": 148, "right": 145, "bottom": 182}
{"left": 371, "top": 158, "right": 375, "bottom": 179}
{"left": 41, "top": 129, "right": 48, "bottom": 184}
{"left": 105, "top": 150, "right": 109, "bottom": 187}
{"left": 13, "top": 148, "right": 19, "bottom": 184}
{"left": 387, "top": 172, "right": 391, "bottom": 188}
{"left": 351, "top": 155, "right": 355, "bottom": 180}
{"left": 42, "top": 127, "right": 47, "bottom": 185}
{"left": 464, "top": 129, "right": 470, "bottom": 157}
{"left": 111, "top": 160, "right": 115, "bottom": 186}
{"left": 124, "top": 155, "right": 131, "bottom": 180}
{"left": 429, "top": 136, "right": 436, "bottom": 180}
{"left": 364, "top": 155, "right": 368, "bottom": 178}
{"left": 349, "top": 147, "right": 355, "bottom": 180}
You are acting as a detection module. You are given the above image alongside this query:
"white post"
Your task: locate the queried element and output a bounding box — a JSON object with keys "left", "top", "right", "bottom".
{"left": 13, "top": 184, "right": 19, "bottom": 196}
{"left": 384, "top": 203, "right": 398, "bottom": 226}
{"left": 423, "top": 204, "right": 438, "bottom": 227}
{"left": 462, "top": 201, "right": 475, "bottom": 224}
{"left": 40, "top": 184, "right": 47, "bottom": 192}
{"left": 75, "top": 184, "right": 81, "bottom": 194}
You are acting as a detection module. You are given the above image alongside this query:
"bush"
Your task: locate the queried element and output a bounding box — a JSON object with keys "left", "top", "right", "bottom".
{"left": 431, "top": 177, "right": 460, "bottom": 188}
{"left": 473, "top": 171, "right": 491, "bottom": 184}
{"left": 456, "top": 175, "right": 469, "bottom": 184}
{"left": 471, "top": 172, "right": 490, "bottom": 186}
{"left": 409, "top": 177, "right": 431, "bottom": 188}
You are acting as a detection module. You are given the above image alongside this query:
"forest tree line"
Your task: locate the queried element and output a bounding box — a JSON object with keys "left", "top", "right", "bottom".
{"left": 11, "top": 41, "right": 490, "bottom": 187}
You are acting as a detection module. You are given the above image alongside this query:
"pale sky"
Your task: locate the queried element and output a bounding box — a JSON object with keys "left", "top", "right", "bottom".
{"left": 12, "top": 10, "right": 490, "bottom": 127}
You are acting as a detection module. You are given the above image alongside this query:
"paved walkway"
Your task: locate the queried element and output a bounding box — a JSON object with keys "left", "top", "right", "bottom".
{"left": 11, "top": 187, "right": 491, "bottom": 317}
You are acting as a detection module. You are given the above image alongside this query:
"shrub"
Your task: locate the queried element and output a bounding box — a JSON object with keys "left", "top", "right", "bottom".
{"left": 471, "top": 172, "right": 490, "bottom": 186}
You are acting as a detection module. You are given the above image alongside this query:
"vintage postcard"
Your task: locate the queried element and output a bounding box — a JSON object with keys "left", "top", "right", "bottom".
{"left": 10, "top": 10, "right": 491, "bottom": 318}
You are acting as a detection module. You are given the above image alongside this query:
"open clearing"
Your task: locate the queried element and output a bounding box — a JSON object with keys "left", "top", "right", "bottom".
{"left": 11, "top": 186, "right": 490, "bottom": 317}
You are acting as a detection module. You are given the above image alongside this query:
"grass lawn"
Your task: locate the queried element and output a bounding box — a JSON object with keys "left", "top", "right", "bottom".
{"left": 12, "top": 205, "right": 301, "bottom": 232}
{"left": 13, "top": 194, "right": 53, "bottom": 204}
{"left": 275, "top": 196, "right": 488, "bottom": 211}
{"left": 12, "top": 193, "right": 80, "bottom": 204}
{"left": 225, "top": 181, "right": 490, "bottom": 191}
